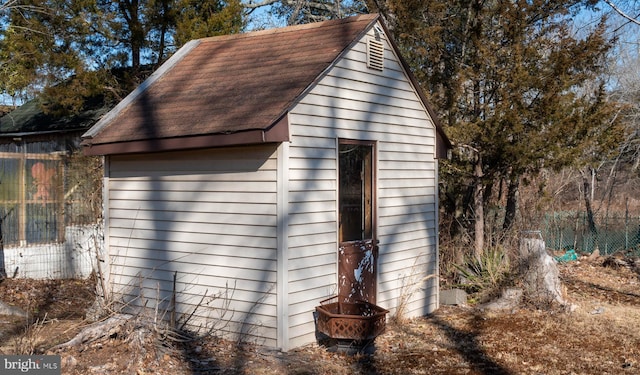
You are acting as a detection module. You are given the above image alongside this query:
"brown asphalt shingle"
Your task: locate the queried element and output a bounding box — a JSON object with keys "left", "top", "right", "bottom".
{"left": 83, "top": 14, "right": 379, "bottom": 148}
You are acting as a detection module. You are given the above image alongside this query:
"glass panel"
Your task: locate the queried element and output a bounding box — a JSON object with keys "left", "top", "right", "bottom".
{"left": 26, "top": 159, "right": 60, "bottom": 243}
{"left": 0, "top": 206, "right": 20, "bottom": 245}
{"left": 339, "top": 143, "right": 373, "bottom": 242}
{"left": 0, "top": 158, "right": 21, "bottom": 245}
{"left": 26, "top": 203, "right": 58, "bottom": 243}
{"left": 27, "top": 160, "right": 59, "bottom": 203}
{"left": 0, "top": 138, "right": 75, "bottom": 246}
{"left": 0, "top": 158, "right": 20, "bottom": 201}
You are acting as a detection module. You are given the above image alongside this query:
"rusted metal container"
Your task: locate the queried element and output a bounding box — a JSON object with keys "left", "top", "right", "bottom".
{"left": 315, "top": 296, "right": 389, "bottom": 341}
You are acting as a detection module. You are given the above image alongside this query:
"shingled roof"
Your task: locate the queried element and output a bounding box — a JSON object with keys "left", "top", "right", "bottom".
{"left": 82, "top": 14, "right": 451, "bottom": 156}
{"left": 1, "top": 66, "right": 154, "bottom": 139}
{"left": 0, "top": 96, "right": 110, "bottom": 137}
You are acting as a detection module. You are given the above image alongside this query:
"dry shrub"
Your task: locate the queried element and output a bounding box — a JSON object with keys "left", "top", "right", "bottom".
{"left": 12, "top": 316, "right": 53, "bottom": 355}
{"left": 453, "top": 247, "right": 511, "bottom": 302}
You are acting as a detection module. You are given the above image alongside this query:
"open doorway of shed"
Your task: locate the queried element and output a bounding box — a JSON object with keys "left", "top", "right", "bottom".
{"left": 338, "top": 140, "right": 377, "bottom": 304}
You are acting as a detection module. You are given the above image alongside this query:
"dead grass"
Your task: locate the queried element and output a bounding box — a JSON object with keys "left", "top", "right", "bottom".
{"left": 0, "top": 257, "right": 639, "bottom": 374}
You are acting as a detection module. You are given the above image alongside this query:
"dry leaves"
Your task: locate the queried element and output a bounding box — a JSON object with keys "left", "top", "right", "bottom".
{"left": 0, "top": 256, "right": 638, "bottom": 374}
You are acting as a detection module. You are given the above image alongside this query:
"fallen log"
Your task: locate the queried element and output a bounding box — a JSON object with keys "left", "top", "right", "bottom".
{"left": 50, "top": 314, "right": 133, "bottom": 352}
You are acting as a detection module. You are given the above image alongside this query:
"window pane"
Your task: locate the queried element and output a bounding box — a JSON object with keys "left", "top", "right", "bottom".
{"left": 27, "top": 160, "right": 59, "bottom": 203}
{"left": 0, "top": 205, "right": 20, "bottom": 245}
{"left": 25, "top": 160, "right": 60, "bottom": 243}
{"left": 26, "top": 203, "right": 58, "bottom": 243}
{"left": 0, "top": 158, "right": 20, "bottom": 245}
{"left": 339, "top": 143, "right": 373, "bottom": 242}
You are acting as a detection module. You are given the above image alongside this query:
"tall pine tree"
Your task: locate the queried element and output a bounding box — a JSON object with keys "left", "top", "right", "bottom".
{"left": 369, "top": 0, "right": 624, "bottom": 255}
{"left": 0, "top": 0, "right": 245, "bottom": 108}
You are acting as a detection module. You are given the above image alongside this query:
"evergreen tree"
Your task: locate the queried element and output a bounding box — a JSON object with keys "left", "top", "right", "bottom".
{"left": 0, "top": 0, "right": 245, "bottom": 109}
{"left": 174, "top": 0, "right": 244, "bottom": 46}
{"left": 82, "top": 0, "right": 244, "bottom": 68}
{"left": 0, "top": 0, "right": 90, "bottom": 104}
{"left": 369, "top": 0, "right": 624, "bottom": 255}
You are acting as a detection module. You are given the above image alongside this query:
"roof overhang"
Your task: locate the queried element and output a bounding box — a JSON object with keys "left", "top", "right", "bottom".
{"left": 82, "top": 113, "right": 289, "bottom": 156}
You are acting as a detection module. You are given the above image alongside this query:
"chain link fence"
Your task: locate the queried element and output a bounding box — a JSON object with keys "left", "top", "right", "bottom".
{"left": 543, "top": 211, "right": 640, "bottom": 255}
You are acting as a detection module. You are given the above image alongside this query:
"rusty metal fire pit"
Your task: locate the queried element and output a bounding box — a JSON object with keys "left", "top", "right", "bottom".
{"left": 315, "top": 296, "right": 389, "bottom": 341}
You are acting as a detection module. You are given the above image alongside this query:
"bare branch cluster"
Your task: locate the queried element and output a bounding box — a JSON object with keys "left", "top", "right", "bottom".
{"left": 603, "top": 0, "right": 640, "bottom": 26}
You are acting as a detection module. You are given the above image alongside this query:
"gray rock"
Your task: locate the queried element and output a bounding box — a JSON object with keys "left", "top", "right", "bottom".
{"left": 479, "top": 288, "right": 523, "bottom": 311}
{"left": 0, "top": 300, "right": 28, "bottom": 317}
{"left": 440, "top": 288, "right": 468, "bottom": 306}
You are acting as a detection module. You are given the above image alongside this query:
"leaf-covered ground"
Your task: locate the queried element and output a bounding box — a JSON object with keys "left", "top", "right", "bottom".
{"left": 0, "top": 256, "right": 638, "bottom": 374}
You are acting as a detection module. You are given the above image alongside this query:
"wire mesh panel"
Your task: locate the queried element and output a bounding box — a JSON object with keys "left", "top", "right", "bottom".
{"left": 0, "top": 134, "right": 102, "bottom": 279}
{"left": 544, "top": 211, "right": 640, "bottom": 255}
{"left": 0, "top": 148, "right": 63, "bottom": 246}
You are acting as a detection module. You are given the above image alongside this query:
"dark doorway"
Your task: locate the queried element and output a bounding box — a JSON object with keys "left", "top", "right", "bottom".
{"left": 338, "top": 140, "right": 377, "bottom": 304}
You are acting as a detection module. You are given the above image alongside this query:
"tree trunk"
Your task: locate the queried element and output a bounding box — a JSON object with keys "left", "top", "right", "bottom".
{"left": 155, "top": 0, "right": 171, "bottom": 65}
{"left": 581, "top": 168, "right": 599, "bottom": 251}
{"left": 483, "top": 180, "right": 497, "bottom": 248}
{"left": 119, "top": 0, "right": 144, "bottom": 70}
{"left": 156, "top": 25, "right": 166, "bottom": 66}
{"left": 473, "top": 155, "right": 484, "bottom": 258}
{"left": 503, "top": 176, "right": 519, "bottom": 232}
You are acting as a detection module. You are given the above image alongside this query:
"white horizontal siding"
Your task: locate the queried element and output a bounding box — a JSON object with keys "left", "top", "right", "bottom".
{"left": 110, "top": 189, "right": 277, "bottom": 203}
{"left": 109, "top": 209, "right": 274, "bottom": 226}
{"left": 301, "top": 92, "right": 427, "bottom": 118}
{"left": 311, "top": 78, "right": 425, "bottom": 107}
{"left": 106, "top": 145, "right": 279, "bottom": 347}
{"left": 285, "top": 131, "right": 338, "bottom": 346}
{"left": 292, "top": 106, "right": 428, "bottom": 132}
{"left": 109, "top": 179, "right": 275, "bottom": 192}
{"left": 109, "top": 218, "right": 275, "bottom": 238}
{"left": 285, "top": 23, "right": 439, "bottom": 348}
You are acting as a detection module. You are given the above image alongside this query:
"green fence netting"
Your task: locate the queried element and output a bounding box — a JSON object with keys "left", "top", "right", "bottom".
{"left": 543, "top": 211, "right": 640, "bottom": 255}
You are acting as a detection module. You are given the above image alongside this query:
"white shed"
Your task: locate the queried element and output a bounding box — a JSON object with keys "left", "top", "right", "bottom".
{"left": 82, "top": 14, "right": 451, "bottom": 351}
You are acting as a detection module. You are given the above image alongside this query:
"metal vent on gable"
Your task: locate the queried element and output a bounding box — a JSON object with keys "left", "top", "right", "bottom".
{"left": 367, "top": 38, "right": 384, "bottom": 71}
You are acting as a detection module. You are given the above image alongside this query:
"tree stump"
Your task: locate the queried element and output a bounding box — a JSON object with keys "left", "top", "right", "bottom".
{"left": 518, "top": 234, "right": 566, "bottom": 306}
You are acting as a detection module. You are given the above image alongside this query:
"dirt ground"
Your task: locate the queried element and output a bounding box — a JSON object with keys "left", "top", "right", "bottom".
{"left": 0, "top": 255, "right": 639, "bottom": 375}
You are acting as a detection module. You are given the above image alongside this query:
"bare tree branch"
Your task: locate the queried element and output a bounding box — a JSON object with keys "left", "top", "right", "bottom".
{"left": 0, "top": 0, "right": 17, "bottom": 12}
{"left": 1, "top": 1, "right": 50, "bottom": 19}
{"left": 602, "top": 0, "right": 640, "bottom": 26}
{"left": 243, "top": 0, "right": 280, "bottom": 9}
